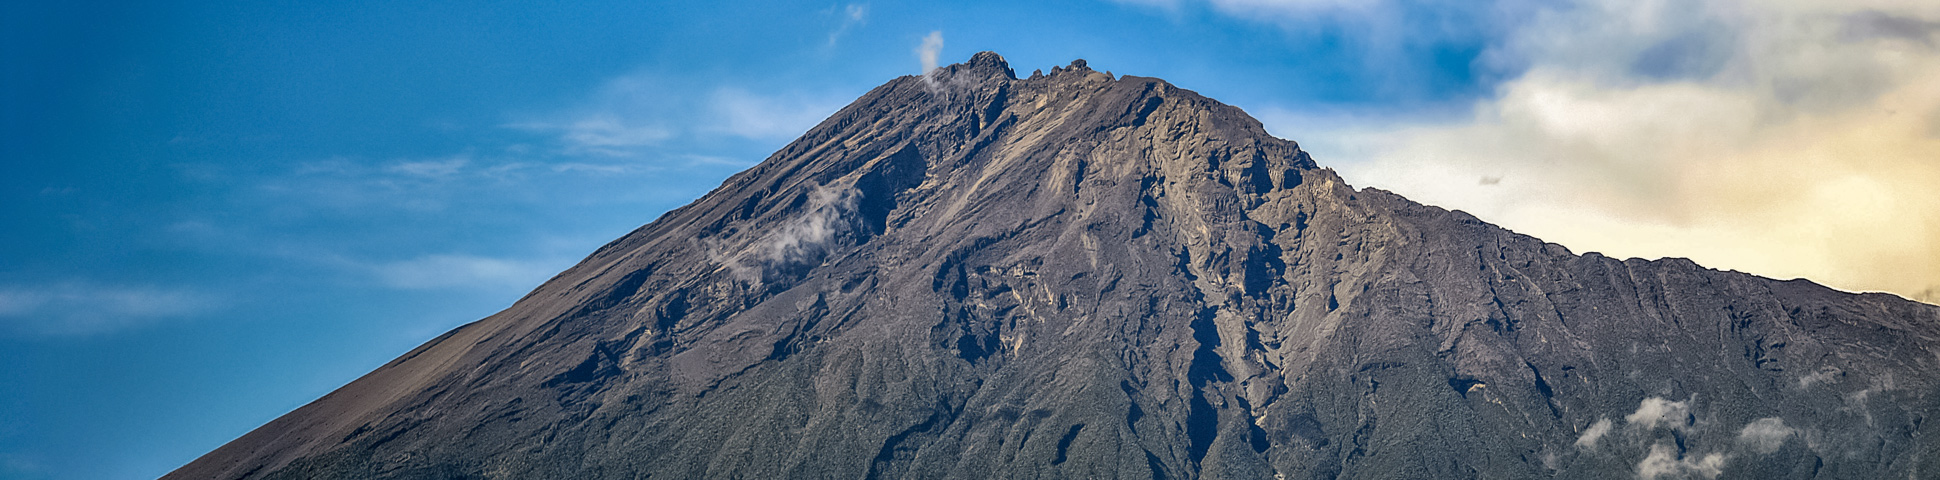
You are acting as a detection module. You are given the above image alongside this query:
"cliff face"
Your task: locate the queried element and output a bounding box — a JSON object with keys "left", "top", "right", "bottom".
{"left": 171, "top": 52, "right": 1940, "bottom": 480}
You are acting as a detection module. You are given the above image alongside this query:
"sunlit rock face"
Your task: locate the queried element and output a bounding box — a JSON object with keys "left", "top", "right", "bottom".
{"left": 170, "top": 52, "right": 1940, "bottom": 480}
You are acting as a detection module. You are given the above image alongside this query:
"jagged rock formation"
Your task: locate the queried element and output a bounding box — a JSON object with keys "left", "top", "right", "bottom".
{"left": 169, "top": 52, "right": 1940, "bottom": 479}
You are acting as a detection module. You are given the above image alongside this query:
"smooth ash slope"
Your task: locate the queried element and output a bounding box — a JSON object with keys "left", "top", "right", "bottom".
{"left": 172, "top": 52, "right": 1940, "bottom": 479}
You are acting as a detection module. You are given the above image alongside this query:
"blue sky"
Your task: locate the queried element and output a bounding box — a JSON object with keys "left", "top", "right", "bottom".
{"left": 4, "top": 1, "right": 1936, "bottom": 478}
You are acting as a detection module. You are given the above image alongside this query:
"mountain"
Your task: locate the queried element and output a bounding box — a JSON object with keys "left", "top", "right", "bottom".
{"left": 169, "top": 52, "right": 1940, "bottom": 479}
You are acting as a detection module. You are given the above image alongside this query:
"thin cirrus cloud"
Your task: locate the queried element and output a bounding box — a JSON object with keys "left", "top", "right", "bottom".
{"left": 256, "top": 156, "right": 493, "bottom": 214}
{"left": 704, "top": 88, "right": 849, "bottom": 141}
{"left": 199, "top": 155, "right": 653, "bottom": 298}
{"left": 249, "top": 152, "right": 663, "bottom": 217}
{"left": 0, "top": 283, "right": 220, "bottom": 336}
{"left": 510, "top": 72, "right": 850, "bottom": 158}
{"left": 382, "top": 157, "right": 472, "bottom": 178}
{"left": 1239, "top": 0, "right": 1940, "bottom": 303}
{"left": 826, "top": 3, "right": 869, "bottom": 46}
{"left": 369, "top": 254, "right": 570, "bottom": 291}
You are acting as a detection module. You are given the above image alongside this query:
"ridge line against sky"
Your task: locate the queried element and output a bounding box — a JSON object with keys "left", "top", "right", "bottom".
{"left": 3, "top": 1, "right": 1937, "bottom": 479}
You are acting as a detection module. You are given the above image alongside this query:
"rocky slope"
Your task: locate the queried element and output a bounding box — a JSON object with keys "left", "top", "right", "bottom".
{"left": 169, "top": 52, "right": 1940, "bottom": 479}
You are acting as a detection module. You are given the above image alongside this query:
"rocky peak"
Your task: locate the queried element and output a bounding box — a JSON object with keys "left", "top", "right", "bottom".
{"left": 961, "top": 50, "right": 1016, "bottom": 80}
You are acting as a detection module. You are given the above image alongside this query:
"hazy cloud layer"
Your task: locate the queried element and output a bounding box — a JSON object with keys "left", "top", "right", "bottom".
{"left": 0, "top": 283, "right": 219, "bottom": 336}
{"left": 1248, "top": 0, "right": 1940, "bottom": 302}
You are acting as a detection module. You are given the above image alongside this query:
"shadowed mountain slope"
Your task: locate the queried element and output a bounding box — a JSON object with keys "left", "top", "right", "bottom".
{"left": 170, "top": 52, "right": 1940, "bottom": 479}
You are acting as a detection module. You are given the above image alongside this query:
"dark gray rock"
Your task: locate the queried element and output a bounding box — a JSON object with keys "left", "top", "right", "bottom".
{"left": 169, "top": 52, "right": 1940, "bottom": 480}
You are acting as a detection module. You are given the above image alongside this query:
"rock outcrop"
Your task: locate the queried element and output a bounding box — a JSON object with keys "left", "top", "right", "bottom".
{"left": 170, "top": 52, "right": 1940, "bottom": 479}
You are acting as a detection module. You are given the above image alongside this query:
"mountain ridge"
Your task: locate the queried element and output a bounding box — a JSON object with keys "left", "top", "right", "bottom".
{"left": 170, "top": 51, "right": 1940, "bottom": 480}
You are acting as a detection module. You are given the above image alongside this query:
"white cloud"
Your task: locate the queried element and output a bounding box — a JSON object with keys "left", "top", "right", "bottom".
{"left": 828, "top": 3, "right": 869, "bottom": 46}
{"left": 1736, "top": 417, "right": 1796, "bottom": 454}
{"left": 371, "top": 254, "right": 567, "bottom": 291}
{"left": 707, "top": 88, "right": 847, "bottom": 140}
{"left": 547, "top": 162, "right": 638, "bottom": 174}
{"left": 1259, "top": 0, "right": 1940, "bottom": 301}
{"left": 714, "top": 186, "right": 860, "bottom": 284}
{"left": 1575, "top": 417, "right": 1615, "bottom": 450}
{"left": 1797, "top": 367, "right": 1842, "bottom": 388}
{"left": 1112, "top": 0, "right": 1416, "bottom": 20}
{"left": 1108, "top": 0, "right": 1182, "bottom": 11}
{"left": 252, "top": 154, "right": 661, "bottom": 218}
{"left": 1637, "top": 443, "right": 1726, "bottom": 480}
{"left": 508, "top": 115, "right": 674, "bottom": 157}
{"left": 384, "top": 156, "right": 471, "bottom": 178}
{"left": 0, "top": 283, "right": 219, "bottom": 336}
{"left": 505, "top": 73, "right": 684, "bottom": 157}
{"left": 1626, "top": 397, "right": 1693, "bottom": 431}
{"left": 1204, "top": 0, "right": 1380, "bottom": 16}
{"left": 916, "top": 30, "right": 945, "bottom": 74}
{"left": 511, "top": 71, "right": 849, "bottom": 157}
{"left": 560, "top": 116, "right": 676, "bottom": 152}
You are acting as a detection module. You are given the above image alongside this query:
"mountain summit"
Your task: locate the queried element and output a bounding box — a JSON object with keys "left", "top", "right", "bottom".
{"left": 171, "top": 52, "right": 1940, "bottom": 479}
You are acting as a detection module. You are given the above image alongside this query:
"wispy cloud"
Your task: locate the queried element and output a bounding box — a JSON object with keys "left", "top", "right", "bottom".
{"left": 369, "top": 254, "right": 567, "bottom": 291}
{"left": 1201, "top": 0, "right": 1384, "bottom": 16}
{"left": 262, "top": 157, "right": 480, "bottom": 213}
{"left": 1574, "top": 417, "right": 1614, "bottom": 450}
{"left": 383, "top": 156, "right": 471, "bottom": 178}
{"left": 712, "top": 186, "right": 860, "bottom": 285}
{"left": 827, "top": 3, "right": 869, "bottom": 46}
{"left": 1256, "top": 0, "right": 1940, "bottom": 301}
{"left": 505, "top": 73, "right": 685, "bottom": 157}
{"left": 1109, "top": 0, "right": 1377, "bottom": 14}
{"left": 1106, "top": 0, "right": 1184, "bottom": 11}
{"left": 512, "top": 72, "right": 849, "bottom": 158}
{"left": 1736, "top": 417, "right": 1796, "bottom": 454}
{"left": 0, "top": 283, "right": 220, "bottom": 336}
{"left": 916, "top": 30, "right": 944, "bottom": 74}
{"left": 250, "top": 153, "right": 656, "bottom": 216}
{"left": 706, "top": 88, "right": 847, "bottom": 140}
{"left": 553, "top": 115, "right": 676, "bottom": 156}
{"left": 1625, "top": 396, "right": 1693, "bottom": 431}
{"left": 170, "top": 147, "right": 688, "bottom": 304}
{"left": 1637, "top": 443, "right": 1725, "bottom": 480}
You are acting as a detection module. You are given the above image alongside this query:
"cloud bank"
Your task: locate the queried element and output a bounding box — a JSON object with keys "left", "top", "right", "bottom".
{"left": 1242, "top": 0, "right": 1940, "bottom": 302}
